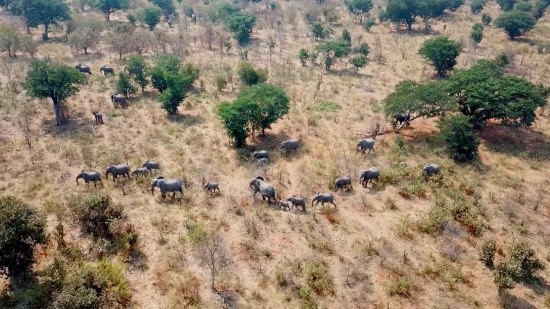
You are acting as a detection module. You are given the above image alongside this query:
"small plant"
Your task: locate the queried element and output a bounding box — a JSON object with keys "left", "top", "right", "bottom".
{"left": 306, "top": 101, "right": 340, "bottom": 113}
{"left": 479, "top": 239, "right": 497, "bottom": 267}
{"left": 303, "top": 260, "right": 335, "bottom": 296}
{"left": 364, "top": 18, "right": 376, "bottom": 32}
{"left": 386, "top": 276, "right": 413, "bottom": 297}
{"left": 235, "top": 207, "right": 244, "bottom": 216}
{"left": 215, "top": 76, "right": 227, "bottom": 91}
{"left": 481, "top": 13, "right": 492, "bottom": 25}
{"left": 495, "top": 52, "right": 509, "bottom": 67}
{"left": 349, "top": 55, "right": 367, "bottom": 70}
{"left": 237, "top": 62, "right": 268, "bottom": 86}
{"left": 299, "top": 49, "right": 310, "bottom": 66}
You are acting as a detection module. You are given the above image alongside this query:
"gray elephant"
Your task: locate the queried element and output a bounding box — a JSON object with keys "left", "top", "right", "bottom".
{"left": 76, "top": 170, "right": 102, "bottom": 186}
{"left": 111, "top": 94, "right": 127, "bottom": 108}
{"left": 204, "top": 182, "right": 219, "bottom": 194}
{"left": 105, "top": 164, "right": 130, "bottom": 182}
{"left": 395, "top": 113, "right": 411, "bottom": 126}
{"left": 131, "top": 167, "right": 149, "bottom": 177}
{"left": 249, "top": 177, "right": 276, "bottom": 204}
{"left": 167, "top": 18, "right": 172, "bottom": 28}
{"left": 93, "top": 111, "right": 103, "bottom": 123}
{"left": 422, "top": 164, "right": 440, "bottom": 177}
{"left": 357, "top": 139, "right": 375, "bottom": 153}
{"left": 311, "top": 193, "right": 337, "bottom": 208}
{"left": 253, "top": 150, "right": 269, "bottom": 161}
{"left": 287, "top": 196, "right": 306, "bottom": 211}
{"left": 151, "top": 176, "right": 183, "bottom": 199}
{"left": 143, "top": 160, "right": 161, "bottom": 172}
{"left": 191, "top": 14, "right": 196, "bottom": 22}
{"left": 76, "top": 64, "right": 92, "bottom": 74}
{"left": 334, "top": 176, "right": 353, "bottom": 191}
{"left": 278, "top": 200, "right": 291, "bottom": 210}
{"left": 258, "top": 157, "right": 269, "bottom": 167}
{"left": 100, "top": 66, "right": 115, "bottom": 76}
{"left": 280, "top": 138, "right": 299, "bottom": 155}
{"left": 359, "top": 167, "right": 379, "bottom": 187}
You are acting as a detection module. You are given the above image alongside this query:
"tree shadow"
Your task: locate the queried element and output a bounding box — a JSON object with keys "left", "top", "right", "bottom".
{"left": 477, "top": 125, "right": 550, "bottom": 160}
{"left": 72, "top": 52, "right": 105, "bottom": 64}
{"left": 166, "top": 113, "right": 204, "bottom": 127}
{"left": 498, "top": 290, "right": 536, "bottom": 309}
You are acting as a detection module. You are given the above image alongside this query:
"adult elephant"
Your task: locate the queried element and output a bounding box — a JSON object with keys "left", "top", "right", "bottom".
{"left": 75, "top": 64, "right": 92, "bottom": 74}
{"left": 76, "top": 170, "right": 102, "bottom": 186}
{"left": 249, "top": 177, "right": 276, "bottom": 204}
{"left": 280, "top": 138, "right": 299, "bottom": 155}
{"left": 395, "top": 113, "right": 411, "bottom": 126}
{"left": 359, "top": 167, "right": 379, "bottom": 187}
{"left": 357, "top": 139, "right": 375, "bottom": 153}
{"left": 334, "top": 176, "right": 353, "bottom": 191}
{"left": 100, "top": 66, "right": 115, "bottom": 76}
{"left": 151, "top": 176, "right": 183, "bottom": 199}
{"left": 111, "top": 94, "right": 127, "bottom": 108}
{"left": 143, "top": 160, "right": 160, "bottom": 172}
{"left": 105, "top": 164, "right": 130, "bottom": 182}
{"left": 422, "top": 164, "right": 440, "bottom": 177}
{"left": 311, "top": 193, "right": 337, "bottom": 208}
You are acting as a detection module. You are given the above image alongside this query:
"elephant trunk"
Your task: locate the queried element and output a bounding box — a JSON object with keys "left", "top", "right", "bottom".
{"left": 76, "top": 177, "right": 79, "bottom": 185}
{"left": 311, "top": 199, "right": 315, "bottom": 207}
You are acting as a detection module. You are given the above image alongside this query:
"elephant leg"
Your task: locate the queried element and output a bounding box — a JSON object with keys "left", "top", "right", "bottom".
{"left": 172, "top": 191, "right": 176, "bottom": 198}
{"left": 162, "top": 194, "right": 166, "bottom": 199}
{"left": 331, "top": 201, "right": 337, "bottom": 208}
{"left": 349, "top": 184, "right": 353, "bottom": 190}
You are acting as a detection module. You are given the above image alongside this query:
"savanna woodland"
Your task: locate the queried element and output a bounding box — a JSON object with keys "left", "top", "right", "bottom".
{"left": 1, "top": 0, "right": 550, "bottom": 306}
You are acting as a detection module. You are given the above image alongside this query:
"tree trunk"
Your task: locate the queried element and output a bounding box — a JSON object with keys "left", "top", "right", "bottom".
{"left": 44, "top": 24, "right": 49, "bottom": 39}
{"left": 52, "top": 98, "right": 62, "bottom": 126}
{"left": 407, "top": 22, "right": 412, "bottom": 31}
{"left": 119, "top": 51, "right": 122, "bottom": 60}
{"left": 84, "top": 47, "right": 88, "bottom": 54}
{"left": 106, "top": 11, "right": 111, "bottom": 21}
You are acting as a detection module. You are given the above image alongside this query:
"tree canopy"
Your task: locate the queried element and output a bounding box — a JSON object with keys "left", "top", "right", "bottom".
{"left": 226, "top": 13, "right": 256, "bottom": 44}
{"left": 156, "top": 63, "right": 199, "bottom": 114}
{"left": 126, "top": 55, "right": 150, "bottom": 91}
{"left": 437, "top": 114, "right": 480, "bottom": 161}
{"left": 143, "top": 6, "right": 161, "bottom": 30}
{"left": 16, "top": 0, "right": 71, "bottom": 39}
{"left": 494, "top": 10, "right": 536, "bottom": 40}
{"left": 346, "top": 0, "right": 373, "bottom": 22}
{"left": 418, "top": 36, "right": 461, "bottom": 77}
{"left": 150, "top": 54, "right": 181, "bottom": 92}
{"left": 496, "top": 0, "right": 517, "bottom": 11}
{"left": 315, "top": 41, "right": 351, "bottom": 70}
{"left": 237, "top": 62, "right": 268, "bottom": 86}
{"left": 385, "top": 0, "right": 461, "bottom": 30}
{"left": 95, "top": 0, "right": 129, "bottom": 20}
{"left": 149, "top": 0, "right": 175, "bottom": 17}
{"left": 24, "top": 59, "right": 85, "bottom": 125}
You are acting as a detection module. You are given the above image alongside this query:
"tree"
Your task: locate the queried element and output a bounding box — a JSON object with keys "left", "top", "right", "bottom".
{"left": 149, "top": 0, "right": 175, "bottom": 17}
{"left": 237, "top": 62, "right": 268, "bottom": 86}
{"left": 20, "top": 35, "right": 38, "bottom": 57}
{"left": 346, "top": 0, "right": 373, "bottom": 23}
{"left": 125, "top": 55, "right": 149, "bottom": 91}
{"left": 470, "top": 0, "right": 487, "bottom": 14}
{"left": 150, "top": 54, "right": 181, "bottom": 92}
{"left": 226, "top": 13, "right": 256, "bottom": 45}
{"left": 95, "top": 0, "right": 129, "bottom": 20}
{"left": 418, "top": 36, "right": 461, "bottom": 77}
{"left": 341, "top": 29, "right": 351, "bottom": 46}
{"left": 494, "top": 242, "right": 545, "bottom": 290}
{"left": 481, "top": 13, "right": 492, "bottom": 25}
{"left": 107, "top": 32, "right": 132, "bottom": 60}
{"left": 0, "top": 26, "right": 21, "bottom": 57}
{"left": 532, "top": 1, "right": 548, "bottom": 19}
{"left": 353, "top": 42, "right": 370, "bottom": 56}
{"left": 21, "top": 0, "right": 71, "bottom": 40}
{"left": 385, "top": 0, "right": 423, "bottom": 31}
{"left": 496, "top": 0, "right": 517, "bottom": 11}
{"left": 437, "top": 114, "right": 480, "bottom": 161}
{"left": 349, "top": 55, "right": 367, "bottom": 70}
{"left": 115, "top": 72, "right": 137, "bottom": 98}
{"left": 68, "top": 18, "right": 103, "bottom": 55}
{"left": 470, "top": 23, "right": 484, "bottom": 43}
{"left": 513, "top": 1, "right": 532, "bottom": 12}
{"left": 299, "top": 49, "right": 310, "bottom": 66}
{"left": 24, "top": 59, "right": 85, "bottom": 126}
{"left": 157, "top": 63, "right": 199, "bottom": 114}
{"left": 315, "top": 41, "right": 351, "bottom": 70}
{"left": 0, "top": 196, "right": 46, "bottom": 278}
{"left": 494, "top": 10, "right": 536, "bottom": 40}
{"left": 383, "top": 80, "right": 457, "bottom": 129}
{"left": 364, "top": 18, "right": 375, "bottom": 32}
{"left": 142, "top": 6, "right": 161, "bottom": 30}
{"left": 311, "top": 22, "right": 329, "bottom": 41}
{"left": 218, "top": 100, "right": 253, "bottom": 147}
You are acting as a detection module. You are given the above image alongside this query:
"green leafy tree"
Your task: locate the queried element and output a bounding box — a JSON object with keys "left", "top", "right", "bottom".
{"left": 470, "top": 23, "right": 484, "bottom": 43}
{"left": 341, "top": 29, "right": 351, "bottom": 46}
{"left": 24, "top": 59, "right": 85, "bottom": 125}
{"left": 349, "top": 55, "right": 367, "bottom": 70}
{"left": 125, "top": 55, "right": 149, "bottom": 92}
{"left": 385, "top": 0, "right": 423, "bottom": 31}
{"left": 470, "top": 0, "right": 487, "bottom": 14}
{"left": 346, "top": 0, "right": 373, "bottom": 23}
{"left": 418, "top": 36, "right": 461, "bottom": 77}
{"left": 494, "top": 10, "right": 536, "bottom": 40}
{"left": 94, "top": 0, "right": 129, "bottom": 20}
{"left": 150, "top": 54, "right": 181, "bottom": 92}
{"left": 237, "top": 62, "right": 268, "bottom": 86}
{"left": 218, "top": 100, "right": 253, "bottom": 147}
{"left": 532, "top": 1, "right": 548, "bottom": 19}
{"left": 496, "top": 0, "right": 517, "bottom": 11}
{"left": 311, "top": 22, "right": 329, "bottom": 41}
{"left": 149, "top": 0, "right": 175, "bottom": 17}
{"left": 447, "top": 0, "right": 464, "bottom": 11}
{"left": 353, "top": 42, "right": 370, "bottom": 56}
{"left": 437, "top": 114, "right": 480, "bottom": 161}
{"left": 0, "top": 196, "right": 46, "bottom": 278}
{"left": 158, "top": 71, "right": 195, "bottom": 114}
{"left": 514, "top": 1, "right": 532, "bottom": 12}
{"left": 364, "top": 18, "right": 375, "bottom": 32}
{"left": 115, "top": 72, "right": 137, "bottom": 98}
{"left": 143, "top": 6, "right": 161, "bottom": 30}
{"left": 0, "top": 26, "right": 21, "bottom": 57}
{"left": 127, "top": 13, "right": 136, "bottom": 25}
{"left": 315, "top": 41, "right": 351, "bottom": 70}
{"left": 226, "top": 13, "right": 255, "bottom": 44}
{"left": 383, "top": 80, "right": 457, "bottom": 129}
{"left": 481, "top": 13, "right": 492, "bottom": 25}
{"left": 20, "top": 0, "right": 71, "bottom": 40}
{"left": 299, "top": 49, "right": 310, "bottom": 66}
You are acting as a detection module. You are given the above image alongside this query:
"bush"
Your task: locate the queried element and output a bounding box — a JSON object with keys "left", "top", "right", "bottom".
{"left": 115, "top": 72, "right": 137, "bottom": 98}
{"left": 215, "top": 76, "right": 227, "bottom": 91}
{"left": 69, "top": 195, "right": 124, "bottom": 239}
{"left": 479, "top": 239, "right": 497, "bottom": 267}
{"left": 470, "top": 0, "right": 487, "bottom": 14}
{"left": 364, "top": 18, "right": 375, "bottom": 32}
{"left": 496, "top": 0, "right": 517, "bottom": 11}
{"left": 471, "top": 29, "right": 483, "bottom": 43}
{"left": 349, "top": 55, "right": 367, "bottom": 70}
{"left": 514, "top": 1, "right": 532, "bottom": 12}
{"left": 303, "top": 260, "right": 335, "bottom": 296}
{"left": 237, "top": 62, "right": 267, "bottom": 86}
{"left": 0, "top": 196, "right": 46, "bottom": 277}
{"left": 494, "top": 242, "right": 545, "bottom": 290}
{"left": 353, "top": 42, "right": 370, "bottom": 57}
{"left": 298, "top": 49, "right": 310, "bottom": 66}
{"left": 341, "top": 29, "right": 351, "bottom": 46}
{"left": 143, "top": 7, "right": 161, "bottom": 30}
{"left": 437, "top": 114, "right": 480, "bottom": 161}
{"left": 481, "top": 13, "right": 492, "bottom": 25}
{"left": 127, "top": 13, "right": 136, "bottom": 25}
{"left": 386, "top": 276, "right": 413, "bottom": 297}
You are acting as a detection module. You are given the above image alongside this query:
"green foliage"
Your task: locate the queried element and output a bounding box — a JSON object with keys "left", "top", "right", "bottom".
{"left": 210, "top": 3, "right": 241, "bottom": 22}
{"left": 125, "top": 55, "right": 149, "bottom": 91}
{"left": 115, "top": 72, "right": 137, "bottom": 98}
{"left": 386, "top": 276, "right": 413, "bottom": 297}
{"left": 495, "top": 52, "right": 510, "bottom": 67}
{"left": 158, "top": 69, "right": 197, "bottom": 114}
{"left": 378, "top": 9, "right": 389, "bottom": 21}
{"left": 0, "top": 196, "right": 46, "bottom": 278}
{"left": 0, "top": 26, "right": 20, "bottom": 57}
{"left": 349, "top": 55, "right": 367, "bottom": 70}
{"left": 299, "top": 49, "right": 310, "bottom": 66}
{"left": 364, "top": 18, "right": 375, "bottom": 32}
{"left": 149, "top": 0, "right": 175, "bottom": 16}
{"left": 532, "top": 0, "right": 548, "bottom": 19}
{"left": 437, "top": 114, "right": 480, "bottom": 161}
{"left": 496, "top": 0, "right": 517, "bottom": 11}
{"left": 16, "top": 0, "right": 71, "bottom": 39}
{"left": 341, "top": 29, "right": 351, "bottom": 46}
{"left": 494, "top": 261, "right": 517, "bottom": 290}
{"left": 385, "top": 0, "right": 463, "bottom": 30}
{"left": 315, "top": 41, "right": 351, "bottom": 70}
{"left": 184, "top": 7, "right": 194, "bottom": 17}
{"left": 68, "top": 18, "right": 103, "bottom": 55}
{"left": 494, "top": 242, "right": 545, "bottom": 290}
{"left": 303, "top": 260, "right": 335, "bottom": 296}
{"left": 470, "top": 0, "right": 487, "bottom": 14}
{"left": 311, "top": 22, "right": 329, "bottom": 41}
{"left": 346, "top": 0, "right": 373, "bottom": 14}
{"left": 94, "top": 0, "right": 129, "bottom": 20}
{"left": 215, "top": 75, "right": 227, "bottom": 91}
{"left": 24, "top": 59, "right": 85, "bottom": 125}
{"left": 237, "top": 62, "right": 268, "bottom": 86}
{"left": 69, "top": 195, "right": 124, "bottom": 239}
{"left": 143, "top": 6, "right": 161, "bottom": 30}
{"left": 479, "top": 239, "right": 496, "bottom": 268}
{"left": 472, "top": 22, "right": 484, "bottom": 31}
{"left": 470, "top": 29, "right": 483, "bottom": 43}
{"left": 494, "top": 10, "right": 536, "bottom": 40}
{"left": 418, "top": 36, "right": 461, "bottom": 77}
{"left": 226, "top": 13, "right": 255, "bottom": 44}
{"left": 150, "top": 54, "right": 181, "bottom": 92}
{"left": 127, "top": 12, "right": 136, "bottom": 25}
{"left": 353, "top": 42, "right": 370, "bottom": 56}
{"left": 307, "top": 101, "right": 340, "bottom": 112}
{"left": 481, "top": 13, "right": 492, "bottom": 25}
{"left": 514, "top": 1, "right": 532, "bottom": 12}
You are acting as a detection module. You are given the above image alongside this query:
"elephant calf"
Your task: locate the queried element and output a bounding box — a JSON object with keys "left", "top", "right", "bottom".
{"left": 105, "top": 164, "right": 130, "bottom": 182}
{"left": 93, "top": 111, "right": 103, "bottom": 123}
{"left": 278, "top": 200, "right": 291, "bottom": 210}
{"left": 143, "top": 160, "right": 161, "bottom": 172}
{"left": 76, "top": 170, "right": 102, "bottom": 187}
{"left": 359, "top": 167, "right": 379, "bottom": 187}
{"left": 257, "top": 158, "right": 269, "bottom": 167}
{"left": 280, "top": 138, "right": 299, "bottom": 155}
{"left": 334, "top": 176, "right": 353, "bottom": 191}
{"left": 111, "top": 94, "right": 127, "bottom": 108}
{"left": 422, "top": 164, "right": 440, "bottom": 177}
{"left": 357, "top": 139, "right": 375, "bottom": 154}
{"left": 204, "top": 182, "right": 220, "bottom": 194}
{"left": 312, "top": 193, "right": 337, "bottom": 208}
{"left": 131, "top": 167, "right": 149, "bottom": 177}
{"left": 287, "top": 196, "right": 306, "bottom": 211}
{"left": 151, "top": 176, "right": 183, "bottom": 199}
{"left": 395, "top": 113, "right": 411, "bottom": 126}
{"left": 100, "top": 66, "right": 115, "bottom": 76}
{"left": 253, "top": 150, "right": 269, "bottom": 161}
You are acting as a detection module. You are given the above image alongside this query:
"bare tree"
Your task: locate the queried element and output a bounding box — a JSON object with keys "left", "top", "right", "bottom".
{"left": 17, "top": 101, "right": 34, "bottom": 149}
{"left": 204, "top": 23, "right": 214, "bottom": 50}
{"left": 194, "top": 233, "right": 232, "bottom": 289}
{"left": 107, "top": 32, "right": 132, "bottom": 60}
{"left": 130, "top": 28, "right": 154, "bottom": 55}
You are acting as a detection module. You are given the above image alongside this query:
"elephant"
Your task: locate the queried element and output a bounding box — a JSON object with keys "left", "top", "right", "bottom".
{"left": 253, "top": 150, "right": 269, "bottom": 161}
{"left": 357, "top": 139, "right": 375, "bottom": 153}
{"left": 249, "top": 177, "right": 276, "bottom": 204}
{"left": 280, "top": 138, "right": 299, "bottom": 155}
{"left": 151, "top": 176, "right": 183, "bottom": 199}
{"left": 287, "top": 196, "right": 306, "bottom": 211}
{"left": 167, "top": 19, "right": 172, "bottom": 28}
{"left": 278, "top": 200, "right": 291, "bottom": 210}
{"left": 100, "top": 66, "right": 115, "bottom": 76}
{"left": 93, "top": 111, "right": 103, "bottom": 123}
{"left": 204, "top": 182, "right": 220, "bottom": 194}
{"left": 334, "top": 176, "right": 353, "bottom": 191}
{"left": 359, "top": 167, "right": 379, "bottom": 187}
{"left": 258, "top": 158, "right": 269, "bottom": 167}
{"left": 111, "top": 94, "right": 127, "bottom": 108}
{"left": 311, "top": 193, "right": 337, "bottom": 208}
{"left": 76, "top": 170, "right": 102, "bottom": 186}
{"left": 105, "top": 164, "right": 130, "bottom": 182}
{"left": 75, "top": 64, "right": 92, "bottom": 74}
{"left": 395, "top": 113, "right": 411, "bottom": 126}
{"left": 131, "top": 167, "right": 149, "bottom": 177}
{"left": 143, "top": 160, "right": 160, "bottom": 172}
{"left": 422, "top": 164, "right": 440, "bottom": 177}
{"left": 191, "top": 14, "right": 196, "bottom": 23}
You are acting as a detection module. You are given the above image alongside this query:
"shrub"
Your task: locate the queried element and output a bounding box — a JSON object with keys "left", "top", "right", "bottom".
{"left": 418, "top": 36, "right": 461, "bottom": 77}
{"left": 341, "top": 29, "right": 351, "bottom": 46}
{"left": 237, "top": 62, "right": 268, "bottom": 86}
{"left": 353, "top": 42, "right": 370, "bottom": 57}
{"left": 386, "top": 276, "right": 413, "bottom": 297}
{"left": 215, "top": 75, "right": 227, "bottom": 91}
{"left": 479, "top": 239, "right": 497, "bottom": 267}
{"left": 496, "top": 0, "right": 517, "bottom": 11}
{"left": 0, "top": 196, "right": 46, "bottom": 277}
{"left": 143, "top": 7, "right": 162, "bottom": 30}
{"left": 115, "top": 72, "right": 137, "bottom": 98}
{"left": 303, "top": 260, "right": 335, "bottom": 296}
{"left": 299, "top": 49, "right": 310, "bottom": 66}
{"left": 470, "top": 0, "right": 487, "bottom": 14}
{"left": 349, "top": 55, "right": 367, "bottom": 70}
{"left": 437, "top": 114, "right": 480, "bottom": 162}
{"left": 471, "top": 30, "right": 483, "bottom": 43}
{"left": 481, "top": 13, "right": 492, "bottom": 25}
{"left": 514, "top": 1, "right": 532, "bottom": 12}
{"left": 364, "top": 18, "right": 375, "bottom": 32}
{"left": 417, "top": 204, "right": 448, "bottom": 234}
{"left": 507, "top": 242, "right": 545, "bottom": 281}
{"left": 68, "top": 195, "right": 124, "bottom": 239}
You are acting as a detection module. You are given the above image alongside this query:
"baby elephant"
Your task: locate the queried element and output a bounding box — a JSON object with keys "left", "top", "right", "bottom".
{"left": 93, "top": 111, "right": 103, "bottom": 123}
{"left": 357, "top": 139, "right": 375, "bottom": 153}
{"left": 311, "top": 193, "right": 337, "bottom": 208}
{"left": 257, "top": 157, "right": 270, "bottom": 167}
{"left": 253, "top": 150, "right": 269, "bottom": 160}
{"left": 143, "top": 160, "right": 161, "bottom": 172}
{"left": 278, "top": 200, "right": 291, "bottom": 210}
{"left": 359, "top": 167, "right": 379, "bottom": 187}
{"left": 131, "top": 167, "right": 149, "bottom": 177}
{"left": 287, "top": 195, "right": 306, "bottom": 211}
{"left": 76, "top": 170, "right": 102, "bottom": 187}
{"left": 422, "top": 164, "right": 440, "bottom": 177}
{"left": 204, "top": 182, "right": 220, "bottom": 194}
{"left": 334, "top": 176, "right": 353, "bottom": 191}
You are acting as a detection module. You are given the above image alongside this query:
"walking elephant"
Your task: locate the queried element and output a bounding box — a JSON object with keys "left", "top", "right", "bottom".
{"left": 311, "top": 193, "right": 337, "bottom": 208}
{"left": 204, "top": 182, "right": 219, "bottom": 194}
{"left": 143, "top": 160, "right": 160, "bottom": 172}
{"left": 422, "top": 164, "right": 440, "bottom": 177}
{"left": 334, "top": 176, "right": 353, "bottom": 191}
{"left": 249, "top": 177, "right": 276, "bottom": 204}
{"left": 100, "top": 66, "right": 115, "bottom": 76}
{"left": 131, "top": 167, "right": 149, "bottom": 177}
{"left": 151, "top": 176, "right": 183, "bottom": 199}
{"left": 253, "top": 150, "right": 269, "bottom": 161}
{"left": 76, "top": 64, "right": 92, "bottom": 74}
{"left": 111, "top": 94, "right": 127, "bottom": 108}
{"left": 395, "top": 113, "right": 411, "bottom": 126}
{"left": 280, "top": 138, "right": 299, "bottom": 155}
{"left": 105, "top": 164, "right": 130, "bottom": 182}
{"left": 76, "top": 170, "right": 102, "bottom": 186}
{"left": 357, "top": 139, "right": 375, "bottom": 153}
{"left": 287, "top": 195, "right": 306, "bottom": 211}
{"left": 93, "top": 111, "right": 103, "bottom": 123}
{"left": 359, "top": 167, "right": 379, "bottom": 187}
